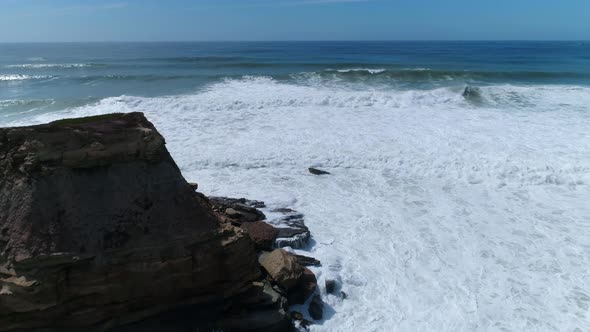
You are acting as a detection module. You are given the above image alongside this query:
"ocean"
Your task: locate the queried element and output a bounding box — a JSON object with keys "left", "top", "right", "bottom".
{"left": 1, "top": 41, "right": 590, "bottom": 331}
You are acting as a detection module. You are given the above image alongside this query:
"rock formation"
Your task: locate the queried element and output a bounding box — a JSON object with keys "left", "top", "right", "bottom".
{"left": 0, "top": 113, "right": 291, "bottom": 331}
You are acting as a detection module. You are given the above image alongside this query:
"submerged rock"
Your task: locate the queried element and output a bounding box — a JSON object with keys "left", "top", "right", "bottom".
{"left": 462, "top": 85, "right": 483, "bottom": 104}
{"left": 325, "top": 279, "right": 337, "bottom": 294}
{"left": 308, "top": 167, "right": 330, "bottom": 175}
{"left": 0, "top": 113, "right": 291, "bottom": 332}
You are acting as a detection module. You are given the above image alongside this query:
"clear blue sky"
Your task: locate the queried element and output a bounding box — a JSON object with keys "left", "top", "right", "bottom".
{"left": 1, "top": 0, "right": 589, "bottom": 42}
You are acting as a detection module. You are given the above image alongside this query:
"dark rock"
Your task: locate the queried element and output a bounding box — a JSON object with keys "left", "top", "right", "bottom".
{"left": 340, "top": 291, "right": 348, "bottom": 299}
{"left": 219, "top": 280, "right": 292, "bottom": 332}
{"left": 272, "top": 208, "right": 296, "bottom": 214}
{"left": 308, "top": 167, "right": 330, "bottom": 175}
{"left": 210, "top": 196, "right": 266, "bottom": 209}
{"left": 275, "top": 215, "right": 311, "bottom": 249}
{"left": 188, "top": 182, "right": 199, "bottom": 191}
{"left": 308, "top": 294, "right": 324, "bottom": 320}
{"left": 211, "top": 197, "right": 266, "bottom": 223}
{"left": 291, "top": 311, "right": 304, "bottom": 321}
{"left": 225, "top": 207, "right": 242, "bottom": 218}
{"left": 0, "top": 113, "right": 288, "bottom": 332}
{"left": 325, "top": 279, "right": 337, "bottom": 294}
{"left": 287, "top": 267, "right": 317, "bottom": 305}
{"left": 292, "top": 254, "right": 321, "bottom": 267}
{"left": 462, "top": 86, "right": 483, "bottom": 104}
{"left": 276, "top": 227, "right": 311, "bottom": 249}
{"left": 241, "top": 221, "right": 279, "bottom": 251}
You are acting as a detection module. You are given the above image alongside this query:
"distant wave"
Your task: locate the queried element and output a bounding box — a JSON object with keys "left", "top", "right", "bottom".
{"left": 294, "top": 68, "right": 590, "bottom": 82}
{"left": 4, "top": 63, "right": 99, "bottom": 69}
{"left": 327, "top": 68, "right": 387, "bottom": 74}
{"left": 0, "top": 74, "right": 53, "bottom": 81}
{"left": 26, "top": 57, "right": 47, "bottom": 62}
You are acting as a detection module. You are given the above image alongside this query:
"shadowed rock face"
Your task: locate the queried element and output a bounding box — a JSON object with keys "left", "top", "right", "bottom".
{"left": 0, "top": 113, "right": 290, "bottom": 331}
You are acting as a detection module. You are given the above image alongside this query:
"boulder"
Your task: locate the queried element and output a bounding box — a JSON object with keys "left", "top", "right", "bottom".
{"left": 308, "top": 294, "right": 324, "bottom": 320}
{"left": 292, "top": 254, "right": 321, "bottom": 267}
{"left": 308, "top": 167, "right": 330, "bottom": 175}
{"left": 325, "top": 279, "right": 337, "bottom": 294}
{"left": 0, "top": 113, "right": 290, "bottom": 332}
{"left": 275, "top": 214, "right": 311, "bottom": 249}
{"left": 287, "top": 267, "right": 317, "bottom": 305}
{"left": 241, "top": 221, "right": 280, "bottom": 251}
{"left": 259, "top": 249, "right": 304, "bottom": 291}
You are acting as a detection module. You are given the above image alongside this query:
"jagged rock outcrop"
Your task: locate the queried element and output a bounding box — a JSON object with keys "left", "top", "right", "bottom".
{"left": 0, "top": 113, "right": 291, "bottom": 331}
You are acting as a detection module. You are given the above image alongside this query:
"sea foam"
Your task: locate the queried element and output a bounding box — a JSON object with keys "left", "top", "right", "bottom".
{"left": 4, "top": 77, "right": 590, "bottom": 331}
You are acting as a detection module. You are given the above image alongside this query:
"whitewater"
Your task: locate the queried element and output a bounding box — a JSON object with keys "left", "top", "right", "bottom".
{"left": 3, "top": 76, "right": 589, "bottom": 331}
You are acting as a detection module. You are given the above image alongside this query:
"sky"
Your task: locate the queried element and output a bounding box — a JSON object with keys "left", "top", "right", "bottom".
{"left": 0, "top": 0, "right": 589, "bottom": 42}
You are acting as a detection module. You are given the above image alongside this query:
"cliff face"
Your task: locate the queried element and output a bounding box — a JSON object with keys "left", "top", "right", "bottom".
{"left": 0, "top": 113, "right": 289, "bottom": 331}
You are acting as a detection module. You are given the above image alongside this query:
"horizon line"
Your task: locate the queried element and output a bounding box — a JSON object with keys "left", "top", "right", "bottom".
{"left": 1, "top": 39, "right": 589, "bottom": 44}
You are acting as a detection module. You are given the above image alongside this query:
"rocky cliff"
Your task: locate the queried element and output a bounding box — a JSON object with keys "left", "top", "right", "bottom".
{"left": 0, "top": 113, "right": 291, "bottom": 331}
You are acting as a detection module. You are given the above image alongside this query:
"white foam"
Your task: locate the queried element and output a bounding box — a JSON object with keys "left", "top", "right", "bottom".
{"left": 4, "top": 63, "right": 93, "bottom": 69}
{"left": 4, "top": 77, "right": 590, "bottom": 331}
{"left": 332, "top": 68, "right": 387, "bottom": 74}
{"left": 0, "top": 74, "right": 52, "bottom": 81}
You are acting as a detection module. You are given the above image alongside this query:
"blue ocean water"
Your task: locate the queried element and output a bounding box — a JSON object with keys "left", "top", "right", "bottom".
{"left": 1, "top": 41, "right": 590, "bottom": 120}
{"left": 1, "top": 42, "right": 590, "bottom": 331}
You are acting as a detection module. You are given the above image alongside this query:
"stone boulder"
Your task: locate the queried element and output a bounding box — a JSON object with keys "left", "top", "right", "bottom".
{"left": 287, "top": 267, "right": 317, "bottom": 305}
{"left": 259, "top": 249, "right": 304, "bottom": 291}
{"left": 241, "top": 221, "right": 280, "bottom": 251}
{"left": 0, "top": 113, "right": 291, "bottom": 332}
{"left": 308, "top": 167, "right": 330, "bottom": 175}
{"left": 308, "top": 294, "right": 324, "bottom": 320}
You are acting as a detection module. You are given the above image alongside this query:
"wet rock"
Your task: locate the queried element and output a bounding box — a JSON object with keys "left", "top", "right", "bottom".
{"left": 308, "top": 294, "right": 324, "bottom": 320}
{"left": 241, "top": 221, "right": 280, "bottom": 251}
{"left": 325, "top": 279, "right": 337, "bottom": 294}
{"left": 462, "top": 86, "right": 483, "bottom": 104}
{"left": 276, "top": 228, "right": 311, "bottom": 249}
{"left": 272, "top": 207, "right": 296, "bottom": 214}
{"left": 275, "top": 214, "right": 311, "bottom": 249}
{"left": 292, "top": 254, "right": 321, "bottom": 267}
{"left": 340, "top": 291, "right": 348, "bottom": 299}
{"left": 211, "top": 197, "right": 266, "bottom": 223}
{"left": 290, "top": 312, "right": 311, "bottom": 329}
{"left": 308, "top": 167, "right": 330, "bottom": 175}
{"left": 210, "top": 196, "right": 266, "bottom": 209}
{"left": 188, "top": 182, "right": 199, "bottom": 191}
{"left": 259, "top": 249, "right": 304, "bottom": 291}
{"left": 287, "top": 267, "right": 317, "bottom": 305}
